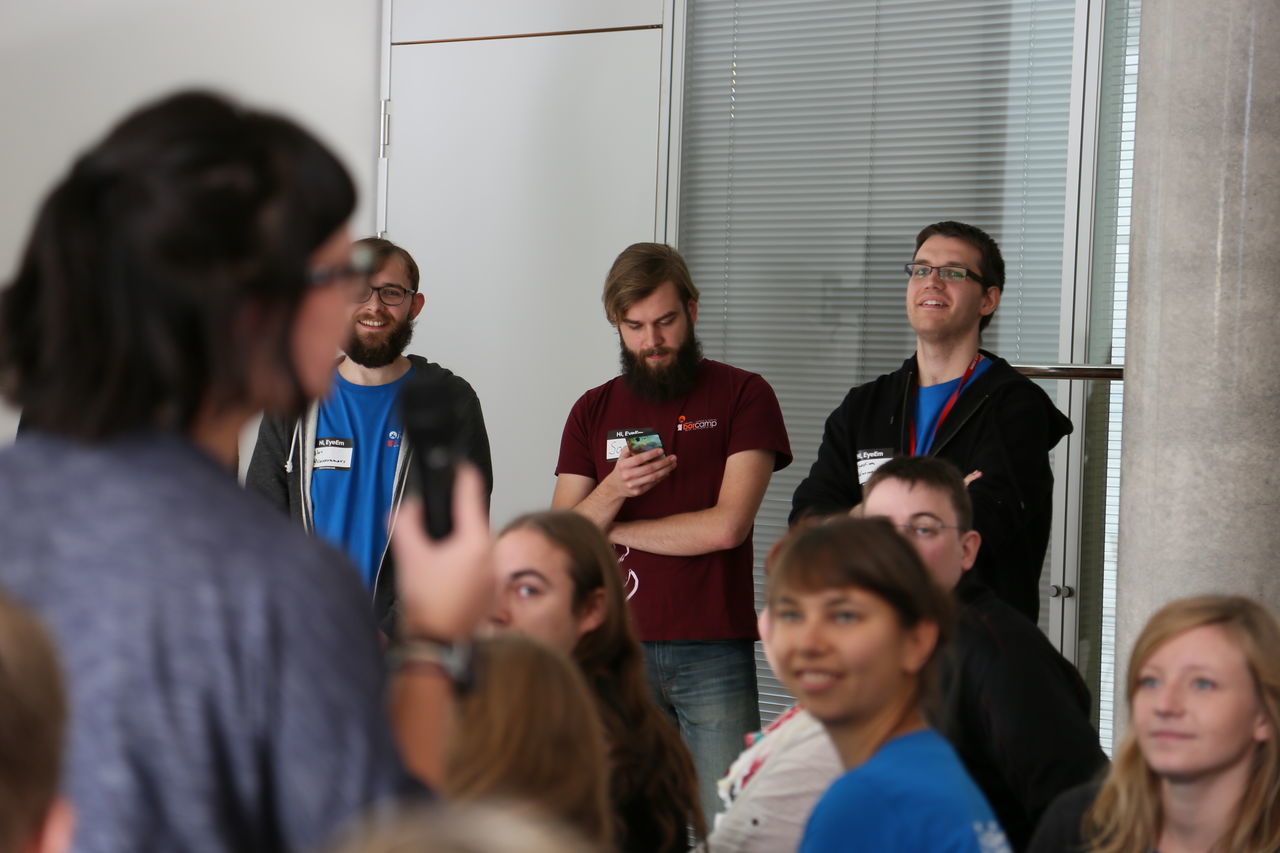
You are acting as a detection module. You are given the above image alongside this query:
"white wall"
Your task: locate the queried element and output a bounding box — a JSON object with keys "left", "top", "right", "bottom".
{"left": 0, "top": 0, "right": 381, "bottom": 444}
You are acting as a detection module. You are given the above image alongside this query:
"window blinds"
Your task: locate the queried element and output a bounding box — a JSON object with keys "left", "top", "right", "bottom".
{"left": 677, "top": 0, "right": 1076, "bottom": 720}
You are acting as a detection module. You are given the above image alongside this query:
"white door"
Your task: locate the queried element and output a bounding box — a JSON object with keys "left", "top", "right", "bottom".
{"left": 381, "top": 10, "right": 665, "bottom": 526}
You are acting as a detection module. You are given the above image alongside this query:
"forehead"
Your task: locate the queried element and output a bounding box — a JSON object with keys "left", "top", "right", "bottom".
{"left": 620, "top": 280, "right": 684, "bottom": 323}
{"left": 1144, "top": 624, "right": 1249, "bottom": 673}
{"left": 913, "top": 235, "right": 983, "bottom": 271}
{"left": 495, "top": 527, "right": 572, "bottom": 581}
{"left": 372, "top": 255, "right": 411, "bottom": 289}
{"left": 310, "top": 226, "right": 353, "bottom": 268}
{"left": 771, "top": 583, "right": 890, "bottom": 613}
{"left": 864, "top": 478, "right": 958, "bottom": 523}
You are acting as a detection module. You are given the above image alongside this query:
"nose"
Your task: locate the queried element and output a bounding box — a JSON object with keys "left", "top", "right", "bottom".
{"left": 643, "top": 325, "right": 665, "bottom": 351}
{"left": 794, "top": 617, "right": 828, "bottom": 655}
{"left": 1153, "top": 682, "right": 1185, "bottom": 716}
{"left": 488, "top": 591, "right": 511, "bottom": 628}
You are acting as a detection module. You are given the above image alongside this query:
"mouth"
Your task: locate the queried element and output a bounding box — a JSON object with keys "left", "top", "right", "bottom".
{"left": 791, "top": 668, "right": 840, "bottom": 694}
{"left": 1147, "top": 730, "right": 1194, "bottom": 741}
{"left": 356, "top": 317, "right": 389, "bottom": 330}
{"left": 640, "top": 348, "right": 672, "bottom": 361}
{"left": 917, "top": 299, "right": 947, "bottom": 308}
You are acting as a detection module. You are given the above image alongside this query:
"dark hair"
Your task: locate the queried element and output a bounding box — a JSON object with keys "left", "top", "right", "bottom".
{"left": 864, "top": 455, "right": 973, "bottom": 531}
{"left": 0, "top": 591, "right": 67, "bottom": 851}
{"left": 768, "top": 518, "right": 954, "bottom": 715}
{"left": 0, "top": 90, "right": 356, "bottom": 438}
{"left": 500, "top": 511, "right": 705, "bottom": 849}
{"left": 445, "top": 635, "right": 612, "bottom": 849}
{"left": 355, "top": 236, "right": 420, "bottom": 292}
{"left": 914, "top": 220, "right": 1004, "bottom": 332}
{"left": 602, "top": 242, "right": 699, "bottom": 325}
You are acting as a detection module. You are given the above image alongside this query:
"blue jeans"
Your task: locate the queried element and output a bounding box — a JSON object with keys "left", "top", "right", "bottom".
{"left": 643, "top": 639, "right": 760, "bottom": 826}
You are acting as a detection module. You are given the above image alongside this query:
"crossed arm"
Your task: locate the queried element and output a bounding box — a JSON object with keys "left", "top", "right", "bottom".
{"left": 552, "top": 448, "right": 776, "bottom": 556}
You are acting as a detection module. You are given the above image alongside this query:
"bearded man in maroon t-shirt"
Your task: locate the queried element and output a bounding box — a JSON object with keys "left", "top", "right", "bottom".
{"left": 553, "top": 242, "right": 792, "bottom": 826}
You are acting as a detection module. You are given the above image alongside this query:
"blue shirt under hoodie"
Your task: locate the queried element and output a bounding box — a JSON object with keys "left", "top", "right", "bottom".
{"left": 311, "top": 370, "right": 410, "bottom": 589}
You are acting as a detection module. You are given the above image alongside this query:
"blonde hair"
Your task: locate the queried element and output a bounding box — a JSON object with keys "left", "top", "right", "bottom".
{"left": 1085, "top": 595, "right": 1280, "bottom": 853}
{"left": 0, "top": 591, "right": 67, "bottom": 852}
{"left": 444, "top": 635, "right": 612, "bottom": 849}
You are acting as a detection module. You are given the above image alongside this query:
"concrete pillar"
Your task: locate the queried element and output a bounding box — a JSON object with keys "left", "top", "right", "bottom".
{"left": 1117, "top": 0, "right": 1280, "bottom": 701}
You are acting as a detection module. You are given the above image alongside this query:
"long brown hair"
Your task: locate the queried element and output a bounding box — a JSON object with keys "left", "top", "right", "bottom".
{"left": 444, "top": 634, "right": 612, "bottom": 850}
{"left": 0, "top": 591, "right": 67, "bottom": 852}
{"left": 1085, "top": 595, "right": 1280, "bottom": 853}
{"left": 501, "top": 511, "right": 705, "bottom": 851}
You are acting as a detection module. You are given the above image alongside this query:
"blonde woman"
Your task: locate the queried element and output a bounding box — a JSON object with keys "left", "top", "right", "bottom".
{"left": 1029, "top": 595, "right": 1280, "bottom": 853}
{"left": 444, "top": 634, "right": 612, "bottom": 850}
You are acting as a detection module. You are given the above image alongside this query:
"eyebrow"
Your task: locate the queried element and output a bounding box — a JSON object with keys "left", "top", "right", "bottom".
{"left": 909, "top": 512, "right": 945, "bottom": 523}
{"left": 508, "top": 569, "right": 550, "bottom": 584}
{"left": 912, "top": 257, "right": 972, "bottom": 268}
{"left": 624, "top": 311, "right": 679, "bottom": 325}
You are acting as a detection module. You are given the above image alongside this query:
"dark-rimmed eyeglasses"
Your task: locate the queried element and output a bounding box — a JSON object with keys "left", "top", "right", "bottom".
{"left": 904, "top": 263, "right": 985, "bottom": 284}
{"left": 891, "top": 519, "right": 965, "bottom": 541}
{"left": 351, "top": 283, "right": 416, "bottom": 307}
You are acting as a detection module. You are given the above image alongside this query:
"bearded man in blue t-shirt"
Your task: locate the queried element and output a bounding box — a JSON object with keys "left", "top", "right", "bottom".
{"left": 248, "top": 237, "right": 492, "bottom": 632}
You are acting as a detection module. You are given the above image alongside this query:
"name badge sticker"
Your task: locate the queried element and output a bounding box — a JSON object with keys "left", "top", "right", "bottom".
{"left": 855, "top": 448, "right": 893, "bottom": 485}
{"left": 314, "top": 437, "right": 354, "bottom": 470}
{"left": 606, "top": 428, "right": 656, "bottom": 461}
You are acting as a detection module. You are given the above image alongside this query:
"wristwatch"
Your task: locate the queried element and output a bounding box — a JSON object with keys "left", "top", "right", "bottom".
{"left": 393, "top": 638, "right": 475, "bottom": 694}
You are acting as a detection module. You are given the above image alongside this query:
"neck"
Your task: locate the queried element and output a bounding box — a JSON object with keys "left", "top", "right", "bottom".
{"left": 915, "top": 333, "right": 981, "bottom": 387}
{"left": 826, "top": 692, "right": 926, "bottom": 770}
{"left": 1157, "top": 761, "right": 1252, "bottom": 853}
{"left": 189, "top": 403, "right": 254, "bottom": 472}
{"left": 337, "top": 354, "right": 412, "bottom": 386}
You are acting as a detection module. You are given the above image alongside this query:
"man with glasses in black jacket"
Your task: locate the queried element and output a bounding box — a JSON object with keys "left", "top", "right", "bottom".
{"left": 790, "top": 221, "right": 1071, "bottom": 622}
{"left": 248, "top": 237, "right": 492, "bottom": 632}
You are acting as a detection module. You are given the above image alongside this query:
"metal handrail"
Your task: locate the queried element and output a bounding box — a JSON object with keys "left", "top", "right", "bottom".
{"left": 1010, "top": 363, "right": 1124, "bottom": 381}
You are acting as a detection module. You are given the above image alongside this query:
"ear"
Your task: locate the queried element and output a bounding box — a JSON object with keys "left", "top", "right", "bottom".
{"left": 686, "top": 299, "right": 698, "bottom": 325}
{"left": 408, "top": 290, "right": 426, "bottom": 321}
{"left": 901, "top": 619, "right": 940, "bottom": 676}
{"left": 1253, "top": 710, "right": 1271, "bottom": 745}
{"left": 576, "top": 587, "right": 607, "bottom": 638}
{"left": 959, "top": 529, "right": 981, "bottom": 573}
{"left": 980, "top": 286, "right": 1001, "bottom": 317}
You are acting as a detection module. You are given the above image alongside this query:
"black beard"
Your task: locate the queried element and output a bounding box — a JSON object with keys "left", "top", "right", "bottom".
{"left": 346, "top": 318, "right": 414, "bottom": 368}
{"left": 620, "top": 332, "right": 703, "bottom": 403}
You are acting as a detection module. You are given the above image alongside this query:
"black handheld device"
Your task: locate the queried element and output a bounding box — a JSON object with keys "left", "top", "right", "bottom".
{"left": 400, "top": 373, "right": 466, "bottom": 540}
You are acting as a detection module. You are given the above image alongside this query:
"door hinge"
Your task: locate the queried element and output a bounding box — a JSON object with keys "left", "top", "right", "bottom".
{"left": 379, "top": 99, "right": 391, "bottom": 159}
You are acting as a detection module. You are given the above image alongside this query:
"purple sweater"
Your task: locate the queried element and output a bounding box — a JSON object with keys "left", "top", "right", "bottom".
{"left": 0, "top": 431, "right": 415, "bottom": 852}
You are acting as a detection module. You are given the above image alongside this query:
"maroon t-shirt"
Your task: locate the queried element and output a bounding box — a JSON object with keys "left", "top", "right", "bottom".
{"left": 556, "top": 359, "right": 792, "bottom": 641}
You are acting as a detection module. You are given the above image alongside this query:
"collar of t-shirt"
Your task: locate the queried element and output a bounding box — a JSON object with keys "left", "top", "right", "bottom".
{"left": 912, "top": 356, "right": 991, "bottom": 455}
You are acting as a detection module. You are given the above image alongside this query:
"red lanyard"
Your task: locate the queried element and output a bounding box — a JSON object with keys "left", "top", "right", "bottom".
{"left": 909, "top": 353, "right": 982, "bottom": 456}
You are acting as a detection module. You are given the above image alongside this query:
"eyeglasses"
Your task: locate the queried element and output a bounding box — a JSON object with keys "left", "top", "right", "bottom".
{"left": 309, "top": 243, "right": 376, "bottom": 301}
{"left": 352, "top": 283, "right": 416, "bottom": 306}
{"left": 904, "top": 263, "right": 985, "bottom": 284}
{"left": 891, "top": 519, "right": 965, "bottom": 541}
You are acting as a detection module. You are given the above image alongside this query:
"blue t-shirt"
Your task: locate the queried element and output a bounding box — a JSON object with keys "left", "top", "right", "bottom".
{"left": 312, "top": 370, "right": 410, "bottom": 588}
{"left": 800, "top": 728, "right": 1011, "bottom": 853}
{"left": 914, "top": 356, "right": 992, "bottom": 455}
